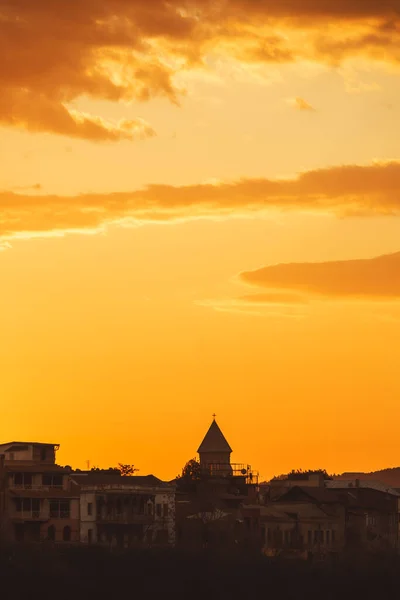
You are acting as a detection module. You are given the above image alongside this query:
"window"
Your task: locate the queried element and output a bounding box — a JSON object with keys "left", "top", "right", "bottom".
{"left": 147, "top": 502, "right": 153, "bottom": 516}
{"left": 49, "top": 500, "right": 70, "bottom": 519}
{"left": 284, "top": 530, "right": 289, "bottom": 545}
{"left": 48, "top": 525, "right": 56, "bottom": 541}
{"left": 116, "top": 499, "right": 122, "bottom": 515}
{"left": 88, "top": 529, "right": 93, "bottom": 544}
{"left": 14, "top": 473, "right": 23, "bottom": 486}
{"left": 261, "top": 527, "right": 266, "bottom": 544}
{"left": 367, "top": 515, "right": 376, "bottom": 527}
{"left": 320, "top": 531, "right": 324, "bottom": 544}
{"left": 314, "top": 530, "right": 319, "bottom": 544}
{"left": 277, "top": 529, "right": 283, "bottom": 545}
{"left": 87, "top": 502, "right": 93, "bottom": 516}
{"left": 307, "top": 530, "right": 312, "bottom": 545}
{"left": 163, "top": 504, "right": 169, "bottom": 518}
{"left": 156, "top": 504, "right": 162, "bottom": 517}
{"left": 63, "top": 526, "right": 71, "bottom": 542}
{"left": 13, "top": 472, "right": 33, "bottom": 488}
{"left": 332, "top": 530, "right": 336, "bottom": 543}
{"left": 42, "top": 474, "right": 63, "bottom": 488}
{"left": 15, "top": 498, "right": 40, "bottom": 515}
{"left": 40, "top": 447, "right": 47, "bottom": 461}
{"left": 326, "top": 531, "right": 330, "bottom": 545}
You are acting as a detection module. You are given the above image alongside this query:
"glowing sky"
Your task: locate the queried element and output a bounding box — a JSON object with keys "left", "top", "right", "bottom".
{"left": 1, "top": 0, "right": 400, "bottom": 481}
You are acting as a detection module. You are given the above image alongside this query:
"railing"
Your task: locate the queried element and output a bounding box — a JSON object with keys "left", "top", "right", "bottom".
{"left": 200, "top": 463, "right": 259, "bottom": 484}
{"left": 13, "top": 511, "right": 46, "bottom": 520}
{"left": 11, "top": 484, "right": 64, "bottom": 491}
{"left": 98, "top": 513, "right": 153, "bottom": 524}
{"left": 49, "top": 510, "right": 70, "bottom": 519}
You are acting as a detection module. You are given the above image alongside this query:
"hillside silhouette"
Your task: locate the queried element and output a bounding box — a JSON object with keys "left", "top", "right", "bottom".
{"left": 336, "top": 467, "right": 400, "bottom": 488}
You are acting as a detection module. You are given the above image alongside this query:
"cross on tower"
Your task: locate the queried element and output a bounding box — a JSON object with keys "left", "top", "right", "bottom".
{"left": 212, "top": 413, "right": 216, "bottom": 419}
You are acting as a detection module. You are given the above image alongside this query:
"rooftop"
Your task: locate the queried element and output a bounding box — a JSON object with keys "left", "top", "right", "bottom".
{"left": 4, "top": 464, "right": 66, "bottom": 473}
{"left": 0, "top": 441, "right": 59, "bottom": 448}
{"left": 197, "top": 419, "right": 232, "bottom": 454}
{"left": 71, "top": 472, "right": 168, "bottom": 488}
{"left": 327, "top": 479, "right": 400, "bottom": 496}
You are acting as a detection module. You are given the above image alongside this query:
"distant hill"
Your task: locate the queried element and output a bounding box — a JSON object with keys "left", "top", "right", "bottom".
{"left": 336, "top": 468, "right": 400, "bottom": 488}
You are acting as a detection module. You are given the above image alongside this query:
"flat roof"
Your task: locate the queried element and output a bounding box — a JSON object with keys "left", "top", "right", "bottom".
{"left": 0, "top": 441, "right": 60, "bottom": 448}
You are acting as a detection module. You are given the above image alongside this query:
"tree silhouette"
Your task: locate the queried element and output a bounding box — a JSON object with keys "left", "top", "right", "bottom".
{"left": 271, "top": 469, "right": 334, "bottom": 482}
{"left": 90, "top": 467, "right": 119, "bottom": 472}
{"left": 118, "top": 464, "right": 138, "bottom": 476}
{"left": 89, "top": 465, "right": 138, "bottom": 475}
{"left": 176, "top": 458, "right": 202, "bottom": 482}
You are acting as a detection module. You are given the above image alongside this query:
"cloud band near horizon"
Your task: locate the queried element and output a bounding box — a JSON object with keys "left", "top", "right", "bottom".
{"left": 238, "top": 251, "right": 400, "bottom": 301}
{"left": 1, "top": 159, "right": 400, "bottom": 245}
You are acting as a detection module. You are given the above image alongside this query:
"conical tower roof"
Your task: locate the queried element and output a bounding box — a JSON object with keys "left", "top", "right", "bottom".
{"left": 197, "top": 419, "right": 232, "bottom": 454}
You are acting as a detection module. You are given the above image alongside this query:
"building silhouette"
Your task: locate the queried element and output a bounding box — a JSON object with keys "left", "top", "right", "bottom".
{"left": 197, "top": 417, "right": 233, "bottom": 476}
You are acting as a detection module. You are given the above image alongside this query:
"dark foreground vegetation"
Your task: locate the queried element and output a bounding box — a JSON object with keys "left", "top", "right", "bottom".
{"left": 1, "top": 545, "right": 400, "bottom": 599}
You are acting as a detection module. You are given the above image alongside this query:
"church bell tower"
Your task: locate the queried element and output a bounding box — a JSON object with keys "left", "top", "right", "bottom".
{"left": 197, "top": 416, "right": 232, "bottom": 475}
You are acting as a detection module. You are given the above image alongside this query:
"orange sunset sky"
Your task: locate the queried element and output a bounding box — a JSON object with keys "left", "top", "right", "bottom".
{"left": 1, "top": 0, "right": 400, "bottom": 481}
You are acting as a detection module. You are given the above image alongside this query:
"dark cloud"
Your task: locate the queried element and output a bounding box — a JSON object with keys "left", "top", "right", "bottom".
{"left": 1, "top": 1, "right": 400, "bottom": 139}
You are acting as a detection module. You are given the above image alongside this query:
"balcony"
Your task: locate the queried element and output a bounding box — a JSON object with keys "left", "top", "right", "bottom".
{"left": 12, "top": 510, "right": 48, "bottom": 522}
{"left": 11, "top": 484, "right": 64, "bottom": 491}
{"left": 200, "top": 463, "right": 259, "bottom": 484}
{"left": 49, "top": 510, "right": 70, "bottom": 519}
{"left": 98, "top": 513, "right": 153, "bottom": 525}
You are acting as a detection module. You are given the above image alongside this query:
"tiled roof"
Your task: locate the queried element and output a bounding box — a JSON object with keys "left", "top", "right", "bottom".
{"left": 275, "top": 485, "right": 346, "bottom": 505}
{"left": 197, "top": 420, "right": 232, "bottom": 454}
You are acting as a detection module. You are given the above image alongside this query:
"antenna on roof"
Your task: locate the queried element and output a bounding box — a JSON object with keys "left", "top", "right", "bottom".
{"left": 86, "top": 460, "right": 90, "bottom": 470}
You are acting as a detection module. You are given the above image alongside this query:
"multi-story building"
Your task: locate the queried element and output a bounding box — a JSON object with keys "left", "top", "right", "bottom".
{"left": 326, "top": 479, "right": 399, "bottom": 551}
{"left": 255, "top": 476, "right": 400, "bottom": 558}
{"left": 0, "top": 441, "right": 80, "bottom": 543}
{"left": 71, "top": 471, "right": 175, "bottom": 547}
{"left": 258, "top": 486, "right": 346, "bottom": 559}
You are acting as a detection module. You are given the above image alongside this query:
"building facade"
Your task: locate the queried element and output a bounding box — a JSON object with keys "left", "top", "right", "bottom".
{"left": 259, "top": 486, "right": 346, "bottom": 559}
{"left": 73, "top": 472, "right": 175, "bottom": 547}
{"left": 0, "top": 442, "right": 80, "bottom": 544}
{"left": 257, "top": 476, "right": 400, "bottom": 558}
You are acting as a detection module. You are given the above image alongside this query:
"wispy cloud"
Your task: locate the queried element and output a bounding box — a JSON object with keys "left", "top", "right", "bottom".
{"left": 197, "top": 298, "right": 306, "bottom": 318}
{"left": 290, "top": 97, "right": 316, "bottom": 111}
{"left": 9, "top": 183, "right": 42, "bottom": 192}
